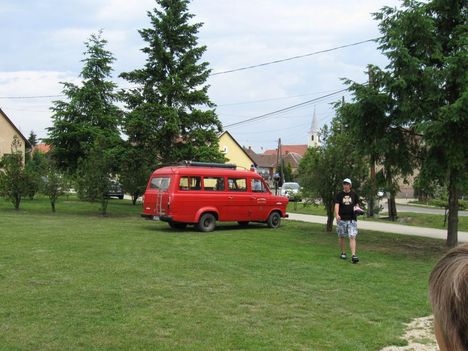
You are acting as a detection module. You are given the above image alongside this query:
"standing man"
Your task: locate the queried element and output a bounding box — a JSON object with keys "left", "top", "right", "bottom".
{"left": 334, "top": 178, "right": 360, "bottom": 263}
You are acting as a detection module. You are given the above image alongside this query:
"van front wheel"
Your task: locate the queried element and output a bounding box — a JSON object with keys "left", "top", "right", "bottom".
{"left": 267, "top": 212, "right": 281, "bottom": 229}
{"left": 197, "top": 213, "right": 216, "bottom": 232}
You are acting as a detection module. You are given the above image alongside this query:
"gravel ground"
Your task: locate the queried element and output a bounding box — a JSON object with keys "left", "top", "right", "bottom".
{"left": 380, "top": 316, "right": 439, "bottom": 351}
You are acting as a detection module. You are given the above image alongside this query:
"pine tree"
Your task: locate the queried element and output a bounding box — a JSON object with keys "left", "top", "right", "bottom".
{"left": 28, "top": 131, "right": 38, "bottom": 147}
{"left": 46, "top": 31, "right": 122, "bottom": 174}
{"left": 375, "top": 0, "right": 468, "bottom": 246}
{"left": 120, "top": 0, "right": 224, "bottom": 167}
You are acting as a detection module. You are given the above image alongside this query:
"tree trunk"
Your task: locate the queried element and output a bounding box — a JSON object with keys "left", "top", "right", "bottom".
{"left": 326, "top": 201, "right": 334, "bottom": 232}
{"left": 388, "top": 195, "right": 397, "bottom": 221}
{"left": 384, "top": 167, "right": 397, "bottom": 221}
{"left": 100, "top": 198, "right": 109, "bottom": 216}
{"left": 14, "top": 194, "right": 21, "bottom": 210}
{"left": 446, "top": 171, "right": 459, "bottom": 247}
{"left": 51, "top": 200, "right": 56, "bottom": 212}
{"left": 368, "top": 157, "right": 376, "bottom": 217}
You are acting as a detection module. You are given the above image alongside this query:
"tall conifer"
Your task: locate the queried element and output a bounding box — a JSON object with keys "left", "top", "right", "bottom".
{"left": 120, "top": 0, "right": 224, "bottom": 166}
{"left": 47, "top": 31, "right": 121, "bottom": 174}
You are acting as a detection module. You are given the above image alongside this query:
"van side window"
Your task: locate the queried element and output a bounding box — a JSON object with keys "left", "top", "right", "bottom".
{"left": 251, "top": 179, "right": 266, "bottom": 192}
{"left": 150, "top": 177, "right": 171, "bottom": 190}
{"left": 203, "top": 177, "right": 225, "bottom": 191}
{"left": 179, "top": 176, "right": 202, "bottom": 191}
{"left": 228, "top": 178, "right": 247, "bottom": 192}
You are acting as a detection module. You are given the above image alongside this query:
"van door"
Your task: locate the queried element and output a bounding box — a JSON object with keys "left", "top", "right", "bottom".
{"left": 201, "top": 176, "right": 229, "bottom": 221}
{"left": 250, "top": 178, "right": 270, "bottom": 221}
{"left": 143, "top": 176, "right": 171, "bottom": 217}
{"left": 225, "top": 177, "right": 251, "bottom": 221}
{"left": 175, "top": 176, "right": 203, "bottom": 222}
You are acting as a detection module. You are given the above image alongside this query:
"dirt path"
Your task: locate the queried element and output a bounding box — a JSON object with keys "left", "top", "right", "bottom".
{"left": 380, "top": 316, "right": 439, "bottom": 351}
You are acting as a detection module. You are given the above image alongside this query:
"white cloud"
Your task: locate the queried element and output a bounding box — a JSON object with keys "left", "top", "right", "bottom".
{"left": 1, "top": 0, "right": 403, "bottom": 150}
{"left": 0, "top": 2, "right": 18, "bottom": 14}
{"left": 0, "top": 71, "right": 79, "bottom": 140}
{"left": 94, "top": 0, "right": 154, "bottom": 22}
{"left": 49, "top": 27, "right": 96, "bottom": 46}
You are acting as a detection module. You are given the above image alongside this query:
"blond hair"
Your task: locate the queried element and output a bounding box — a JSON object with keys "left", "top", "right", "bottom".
{"left": 429, "top": 243, "right": 468, "bottom": 351}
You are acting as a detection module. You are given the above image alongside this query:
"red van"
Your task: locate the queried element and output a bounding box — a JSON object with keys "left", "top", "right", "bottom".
{"left": 141, "top": 162, "right": 289, "bottom": 232}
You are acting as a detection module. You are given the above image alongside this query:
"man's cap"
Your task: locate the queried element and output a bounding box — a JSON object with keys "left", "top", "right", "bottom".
{"left": 343, "top": 178, "right": 352, "bottom": 185}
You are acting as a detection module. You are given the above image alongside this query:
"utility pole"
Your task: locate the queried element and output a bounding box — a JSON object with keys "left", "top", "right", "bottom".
{"left": 368, "top": 69, "right": 376, "bottom": 217}
{"left": 274, "top": 138, "right": 283, "bottom": 195}
{"left": 278, "top": 138, "right": 284, "bottom": 185}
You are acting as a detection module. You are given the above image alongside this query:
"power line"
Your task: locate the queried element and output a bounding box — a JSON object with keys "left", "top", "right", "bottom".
{"left": 0, "top": 39, "right": 377, "bottom": 100}
{"left": 216, "top": 89, "right": 341, "bottom": 107}
{"left": 223, "top": 88, "right": 348, "bottom": 129}
{"left": 1, "top": 39, "right": 376, "bottom": 100}
{"left": 0, "top": 94, "right": 64, "bottom": 99}
{"left": 210, "top": 38, "right": 379, "bottom": 76}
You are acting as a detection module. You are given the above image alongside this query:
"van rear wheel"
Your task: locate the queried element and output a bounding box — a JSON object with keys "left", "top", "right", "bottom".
{"left": 267, "top": 212, "right": 281, "bottom": 229}
{"left": 197, "top": 213, "right": 216, "bottom": 232}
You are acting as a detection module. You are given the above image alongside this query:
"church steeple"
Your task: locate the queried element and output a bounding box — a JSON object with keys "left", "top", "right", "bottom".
{"left": 308, "top": 107, "right": 320, "bottom": 147}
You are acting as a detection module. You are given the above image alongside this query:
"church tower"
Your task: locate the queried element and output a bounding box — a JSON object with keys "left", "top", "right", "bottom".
{"left": 307, "top": 107, "right": 320, "bottom": 148}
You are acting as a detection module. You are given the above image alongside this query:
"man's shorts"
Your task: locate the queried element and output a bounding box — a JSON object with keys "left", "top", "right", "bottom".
{"left": 336, "top": 220, "right": 358, "bottom": 238}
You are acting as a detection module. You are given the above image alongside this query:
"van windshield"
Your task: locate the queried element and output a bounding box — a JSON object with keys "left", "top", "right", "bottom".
{"left": 150, "top": 177, "right": 171, "bottom": 191}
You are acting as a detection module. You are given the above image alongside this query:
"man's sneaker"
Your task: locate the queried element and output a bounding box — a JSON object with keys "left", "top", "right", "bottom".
{"left": 340, "top": 252, "right": 347, "bottom": 260}
{"left": 351, "top": 255, "right": 359, "bottom": 264}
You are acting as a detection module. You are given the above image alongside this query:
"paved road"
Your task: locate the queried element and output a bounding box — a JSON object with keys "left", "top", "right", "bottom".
{"left": 381, "top": 203, "right": 468, "bottom": 217}
{"left": 286, "top": 213, "right": 468, "bottom": 243}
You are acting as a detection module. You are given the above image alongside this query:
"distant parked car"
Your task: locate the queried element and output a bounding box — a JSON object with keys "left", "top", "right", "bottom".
{"left": 280, "top": 182, "right": 301, "bottom": 201}
{"left": 106, "top": 181, "right": 124, "bottom": 199}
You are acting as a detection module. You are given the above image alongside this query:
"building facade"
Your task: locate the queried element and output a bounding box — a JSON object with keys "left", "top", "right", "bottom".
{"left": 218, "top": 131, "right": 256, "bottom": 170}
{"left": 0, "top": 108, "right": 30, "bottom": 162}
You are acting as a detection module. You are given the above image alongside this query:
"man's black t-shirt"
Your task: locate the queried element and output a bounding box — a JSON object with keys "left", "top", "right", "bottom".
{"left": 334, "top": 191, "right": 359, "bottom": 221}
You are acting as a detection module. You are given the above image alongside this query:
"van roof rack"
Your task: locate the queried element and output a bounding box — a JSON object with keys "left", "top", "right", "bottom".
{"left": 181, "top": 161, "right": 237, "bottom": 169}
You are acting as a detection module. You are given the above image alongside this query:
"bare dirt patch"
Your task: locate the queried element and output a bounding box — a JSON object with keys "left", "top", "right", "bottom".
{"left": 380, "top": 316, "right": 439, "bottom": 351}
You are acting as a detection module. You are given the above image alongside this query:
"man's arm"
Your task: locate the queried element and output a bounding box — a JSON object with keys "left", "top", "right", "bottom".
{"left": 334, "top": 202, "right": 341, "bottom": 222}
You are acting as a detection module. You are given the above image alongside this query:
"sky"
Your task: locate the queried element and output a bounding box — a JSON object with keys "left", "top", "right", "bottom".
{"left": 0, "top": 0, "right": 402, "bottom": 152}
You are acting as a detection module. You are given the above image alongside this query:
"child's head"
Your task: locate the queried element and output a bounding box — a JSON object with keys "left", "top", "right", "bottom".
{"left": 429, "top": 243, "right": 468, "bottom": 351}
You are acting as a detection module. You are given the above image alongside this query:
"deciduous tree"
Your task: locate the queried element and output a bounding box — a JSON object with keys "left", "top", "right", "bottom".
{"left": 0, "top": 137, "right": 29, "bottom": 210}
{"left": 75, "top": 137, "right": 119, "bottom": 215}
{"left": 41, "top": 160, "right": 68, "bottom": 212}
{"left": 298, "top": 119, "right": 367, "bottom": 231}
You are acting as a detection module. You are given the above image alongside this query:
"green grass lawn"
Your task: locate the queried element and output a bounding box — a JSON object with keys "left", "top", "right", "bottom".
{"left": 366, "top": 212, "right": 468, "bottom": 232}
{"left": 287, "top": 203, "right": 468, "bottom": 232}
{"left": 0, "top": 197, "right": 448, "bottom": 350}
